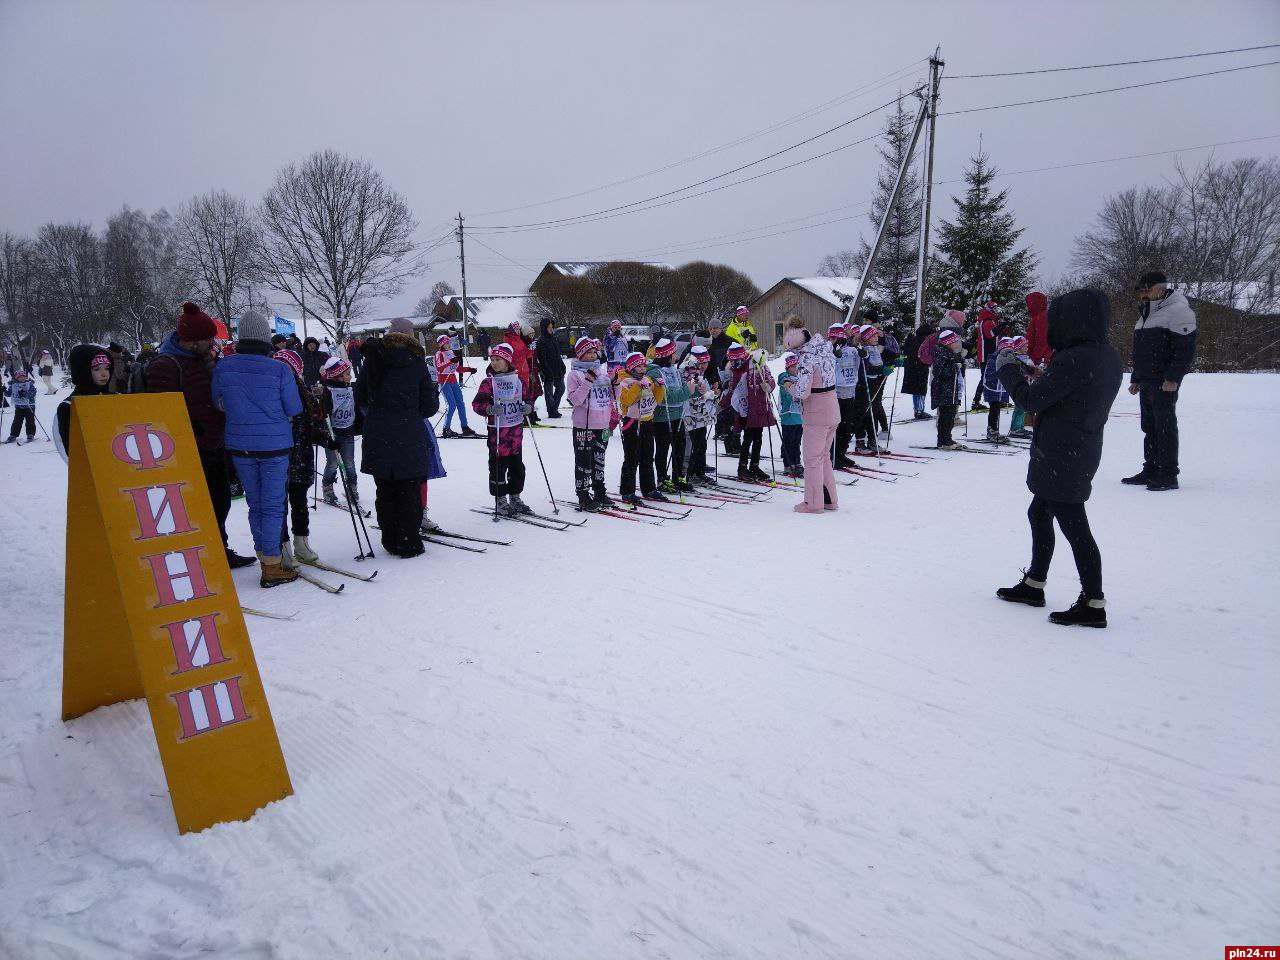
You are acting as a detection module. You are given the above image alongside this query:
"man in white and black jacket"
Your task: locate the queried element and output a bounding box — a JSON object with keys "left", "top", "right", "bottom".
{"left": 1124, "top": 270, "right": 1196, "bottom": 492}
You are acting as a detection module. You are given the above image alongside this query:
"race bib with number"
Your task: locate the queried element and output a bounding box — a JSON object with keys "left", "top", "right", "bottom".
{"left": 491, "top": 373, "right": 525, "bottom": 428}
{"left": 329, "top": 386, "right": 356, "bottom": 430}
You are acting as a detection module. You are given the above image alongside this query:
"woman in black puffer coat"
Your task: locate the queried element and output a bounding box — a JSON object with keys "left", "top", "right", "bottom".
{"left": 356, "top": 323, "right": 439, "bottom": 557}
{"left": 900, "top": 319, "right": 935, "bottom": 418}
{"left": 301, "top": 337, "right": 329, "bottom": 388}
{"left": 994, "top": 288, "right": 1122, "bottom": 627}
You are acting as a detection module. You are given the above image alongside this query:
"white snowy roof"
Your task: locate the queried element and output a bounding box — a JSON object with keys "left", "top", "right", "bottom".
{"left": 438, "top": 294, "right": 533, "bottom": 328}
{"left": 542, "top": 261, "right": 673, "bottom": 278}
{"left": 789, "top": 276, "right": 862, "bottom": 309}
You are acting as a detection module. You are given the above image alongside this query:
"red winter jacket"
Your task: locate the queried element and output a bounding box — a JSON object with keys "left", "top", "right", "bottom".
{"left": 504, "top": 330, "right": 542, "bottom": 400}
{"left": 1025, "top": 292, "right": 1051, "bottom": 366}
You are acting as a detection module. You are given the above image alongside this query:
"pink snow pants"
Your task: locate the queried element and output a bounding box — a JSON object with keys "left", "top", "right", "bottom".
{"left": 801, "top": 388, "right": 840, "bottom": 510}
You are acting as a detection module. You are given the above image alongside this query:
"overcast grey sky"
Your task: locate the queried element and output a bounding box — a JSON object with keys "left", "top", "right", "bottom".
{"left": 2, "top": 0, "right": 1277, "bottom": 319}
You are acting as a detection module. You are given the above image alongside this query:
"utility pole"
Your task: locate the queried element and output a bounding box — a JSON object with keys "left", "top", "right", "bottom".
{"left": 300, "top": 266, "right": 307, "bottom": 342}
{"left": 456, "top": 212, "right": 470, "bottom": 358}
{"left": 915, "top": 48, "right": 944, "bottom": 327}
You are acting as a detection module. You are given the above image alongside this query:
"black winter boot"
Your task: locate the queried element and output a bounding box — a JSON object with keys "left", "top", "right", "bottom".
{"left": 996, "top": 574, "right": 1046, "bottom": 607}
{"left": 1049, "top": 594, "right": 1107, "bottom": 628}
{"left": 1121, "top": 470, "right": 1150, "bottom": 485}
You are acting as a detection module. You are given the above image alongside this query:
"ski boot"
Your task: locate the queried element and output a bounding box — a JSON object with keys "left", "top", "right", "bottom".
{"left": 659, "top": 478, "right": 677, "bottom": 494}
{"left": 440, "top": 427, "right": 459, "bottom": 438}
{"left": 675, "top": 477, "right": 695, "bottom": 493}
{"left": 986, "top": 428, "right": 1005, "bottom": 443}
{"left": 913, "top": 411, "right": 933, "bottom": 420}
{"left": 996, "top": 574, "right": 1046, "bottom": 607}
{"left": 622, "top": 493, "right": 644, "bottom": 507}
{"left": 494, "top": 495, "right": 518, "bottom": 517}
{"left": 644, "top": 489, "right": 670, "bottom": 502}
{"left": 1049, "top": 594, "right": 1107, "bottom": 628}
{"left": 420, "top": 511, "right": 442, "bottom": 533}
{"left": 508, "top": 494, "right": 534, "bottom": 515}
{"left": 279, "top": 541, "right": 298, "bottom": 571}
{"left": 748, "top": 465, "right": 771, "bottom": 483}
{"left": 577, "top": 494, "right": 601, "bottom": 512}
{"left": 594, "top": 489, "right": 617, "bottom": 508}
{"left": 1008, "top": 428, "right": 1033, "bottom": 440}
{"left": 293, "top": 535, "right": 319, "bottom": 563}
{"left": 322, "top": 485, "right": 340, "bottom": 506}
{"left": 461, "top": 426, "right": 479, "bottom": 437}
{"left": 736, "top": 465, "right": 754, "bottom": 482}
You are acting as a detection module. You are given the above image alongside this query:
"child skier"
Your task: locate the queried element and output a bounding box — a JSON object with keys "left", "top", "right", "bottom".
{"left": 931, "top": 328, "right": 965, "bottom": 450}
{"left": 565, "top": 337, "right": 618, "bottom": 511}
{"left": 647, "top": 338, "right": 692, "bottom": 493}
{"left": 55, "top": 346, "right": 112, "bottom": 461}
{"left": 274, "top": 349, "right": 327, "bottom": 568}
{"left": 318, "top": 356, "right": 363, "bottom": 509}
{"left": 1005, "top": 335, "right": 1037, "bottom": 438}
{"left": 472, "top": 342, "right": 534, "bottom": 516}
{"left": 830, "top": 323, "right": 860, "bottom": 467}
{"left": 778, "top": 352, "right": 803, "bottom": 478}
{"left": 680, "top": 345, "right": 716, "bottom": 485}
{"left": 982, "top": 335, "right": 1015, "bottom": 441}
{"left": 434, "top": 333, "right": 477, "bottom": 437}
{"left": 720, "top": 342, "right": 776, "bottom": 482}
{"left": 3, "top": 370, "right": 37, "bottom": 443}
{"left": 616, "top": 351, "right": 666, "bottom": 504}
{"left": 602, "top": 320, "right": 629, "bottom": 375}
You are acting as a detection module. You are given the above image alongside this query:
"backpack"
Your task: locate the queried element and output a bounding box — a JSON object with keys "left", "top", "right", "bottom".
{"left": 127, "top": 353, "right": 182, "bottom": 394}
{"left": 917, "top": 332, "right": 938, "bottom": 366}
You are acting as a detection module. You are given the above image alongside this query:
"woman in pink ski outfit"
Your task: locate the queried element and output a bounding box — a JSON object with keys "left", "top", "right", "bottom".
{"left": 782, "top": 315, "right": 840, "bottom": 513}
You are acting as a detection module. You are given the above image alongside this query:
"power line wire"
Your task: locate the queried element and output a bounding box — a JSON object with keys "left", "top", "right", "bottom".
{"left": 936, "top": 133, "right": 1280, "bottom": 184}
{"left": 473, "top": 90, "right": 920, "bottom": 231}
{"left": 468, "top": 236, "right": 536, "bottom": 271}
{"left": 949, "top": 42, "right": 1280, "bottom": 78}
{"left": 941, "top": 59, "right": 1280, "bottom": 115}
{"left": 471, "top": 58, "right": 928, "bottom": 218}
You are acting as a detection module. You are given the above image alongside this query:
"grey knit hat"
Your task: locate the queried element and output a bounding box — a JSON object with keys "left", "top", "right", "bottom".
{"left": 388, "top": 317, "right": 414, "bottom": 336}
{"left": 237, "top": 309, "right": 272, "bottom": 343}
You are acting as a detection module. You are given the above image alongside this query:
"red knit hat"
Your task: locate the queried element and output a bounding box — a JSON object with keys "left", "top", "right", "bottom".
{"left": 859, "top": 325, "right": 880, "bottom": 343}
{"left": 624, "top": 352, "right": 648, "bottom": 373}
{"left": 727, "top": 343, "right": 748, "bottom": 362}
{"left": 436, "top": 334, "right": 451, "bottom": 347}
{"left": 273, "top": 349, "right": 303, "bottom": 378}
{"left": 490, "top": 343, "right": 515, "bottom": 365}
{"left": 938, "top": 329, "right": 960, "bottom": 346}
{"left": 826, "top": 323, "right": 847, "bottom": 341}
{"left": 573, "top": 337, "right": 599, "bottom": 360}
{"left": 653, "top": 338, "right": 676, "bottom": 359}
{"left": 321, "top": 356, "right": 352, "bottom": 379}
{"left": 176, "top": 301, "right": 217, "bottom": 341}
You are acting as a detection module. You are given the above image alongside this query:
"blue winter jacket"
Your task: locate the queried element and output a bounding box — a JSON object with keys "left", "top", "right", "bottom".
{"left": 5, "top": 380, "right": 37, "bottom": 408}
{"left": 777, "top": 372, "right": 802, "bottom": 425}
{"left": 210, "top": 341, "right": 303, "bottom": 453}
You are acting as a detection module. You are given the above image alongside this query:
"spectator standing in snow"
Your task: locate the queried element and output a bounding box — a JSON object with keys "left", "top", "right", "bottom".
{"left": 38, "top": 350, "right": 55, "bottom": 394}
{"left": 536, "top": 318, "right": 567, "bottom": 418}
{"left": 995, "top": 288, "right": 1122, "bottom": 628}
{"left": 783, "top": 316, "right": 839, "bottom": 513}
{"left": 1123, "top": 270, "right": 1197, "bottom": 492}
{"left": 300, "top": 337, "right": 329, "bottom": 389}
{"left": 211, "top": 310, "right": 304, "bottom": 587}
{"left": 900, "top": 316, "right": 936, "bottom": 420}
{"left": 725, "top": 305, "right": 758, "bottom": 348}
{"left": 147, "top": 301, "right": 255, "bottom": 569}
{"left": 55, "top": 346, "right": 112, "bottom": 459}
{"left": 357, "top": 317, "right": 438, "bottom": 557}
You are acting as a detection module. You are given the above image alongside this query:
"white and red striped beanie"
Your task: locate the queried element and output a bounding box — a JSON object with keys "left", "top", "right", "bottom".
{"left": 938, "top": 329, "right": 960, "bottom": 346}
{"left": 490, "top": 343, "right": 515, "bottom": 365}
{"left": 624, "top": 351, "right": 648, "bottom": 373}
{"left": 321, "top": 356, "right": 351, "bottom": 379}
{"left": 574, "top": 337, "right": 599, "bottom": 359}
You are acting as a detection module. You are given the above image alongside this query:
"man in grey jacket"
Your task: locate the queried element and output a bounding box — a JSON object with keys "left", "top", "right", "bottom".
{"left": 1124, "top": 270, "right": 1197, "bottom": 491}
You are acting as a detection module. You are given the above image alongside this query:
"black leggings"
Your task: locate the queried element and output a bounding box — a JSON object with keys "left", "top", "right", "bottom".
{"left": 738, "top": 426, "right": 763, "bottom": 468}
{"left": 1027, "top": 496, "right": 1103, "bottom": 599}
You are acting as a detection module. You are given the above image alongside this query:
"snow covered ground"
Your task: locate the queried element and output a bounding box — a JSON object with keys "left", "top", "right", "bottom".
{"left": 1, "top": 371, "right": 1277, "bottom": 960}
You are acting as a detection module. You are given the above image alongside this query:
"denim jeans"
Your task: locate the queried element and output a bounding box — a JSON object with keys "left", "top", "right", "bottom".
{"left": 230, "top": 454, "right": 289, "bottom": 558}
{"left": 323, "top": 436, "right": 358, "bottom": 494}
{"left": 912, "top": 393, "right": 926, "bottom": 414}
{"left": 441, "top": 381, "right": 469, "bottom": 430}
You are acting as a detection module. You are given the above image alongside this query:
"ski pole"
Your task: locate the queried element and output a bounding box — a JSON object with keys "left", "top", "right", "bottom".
{"left": 884, "top": 357, "right": 901, "bottom": 452}
{"left": 30, "top": 409, "right": 52, "bottom": 442}
{"left": 325, "top": 416, "right": 374, "bottom": 559}
{"left": 524, "top": 408, "right": 558, "bottom": 514}
{"left": 857, "top": 357, "right": 884, "bottom": 466}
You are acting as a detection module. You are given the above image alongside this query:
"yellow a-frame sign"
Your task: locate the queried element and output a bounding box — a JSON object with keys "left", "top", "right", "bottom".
{"left": 63, "top": 393, "right": 292, "bottom": 834}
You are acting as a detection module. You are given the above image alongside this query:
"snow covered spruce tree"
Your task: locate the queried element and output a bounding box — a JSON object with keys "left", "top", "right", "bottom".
{"left": 926, "top": 150, "right": 1038, "bottom": 321}
{"left": 818, "top": 98, "right": 922, "bottom": 339}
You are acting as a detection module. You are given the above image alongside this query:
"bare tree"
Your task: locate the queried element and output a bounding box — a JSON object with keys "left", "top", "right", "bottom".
{"left": 257, "top": 150, "right": 420, "bottom": 339}
{"left": 33, "top": 222, "right": 112, "bottom": 356}
{"left": 103, "top": 206, "right": 188, "bottom": 346}
{"left": 1071, "top": 186, "right": 1179, "bottom": 293}
{"left": 584, "top": 262, "right": 673, "bottom": 328}
{"left": 522, "top": 274, "right": 606, "bottom": 331}
{"left": 414, "top": 280, "right": 457, "bottom": 317}
{"left": 175, "top": 190, "right": 258, "bottom": 329}
{"left": 0, "top": 232, "right": 37, "bottom": 355}
{"left": 670, "top": 261, "right": 759, "bottom": 330}
{"left": 816, "top": 250, "right": 860, "bottom": 278}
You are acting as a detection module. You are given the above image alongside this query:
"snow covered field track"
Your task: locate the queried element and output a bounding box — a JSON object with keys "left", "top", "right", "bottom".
{"left": 1, "top": 373, "right": 1277, "bottom": 959}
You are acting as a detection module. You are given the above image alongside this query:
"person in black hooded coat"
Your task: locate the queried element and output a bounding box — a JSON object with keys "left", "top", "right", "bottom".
{"left": 994, "top": 288, "right": 1122, "bottom": 627}
{"left": 356, "top": 325, "right": 439, "bottom": 557}
{"left": 534, "top": 318, "right": 566, "bottom": 417}
{"left": 301, "top": 337, "right": 329, "bottom": 388}
{"left": 55, "top": 343, "right": 113, "bottom": 458}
